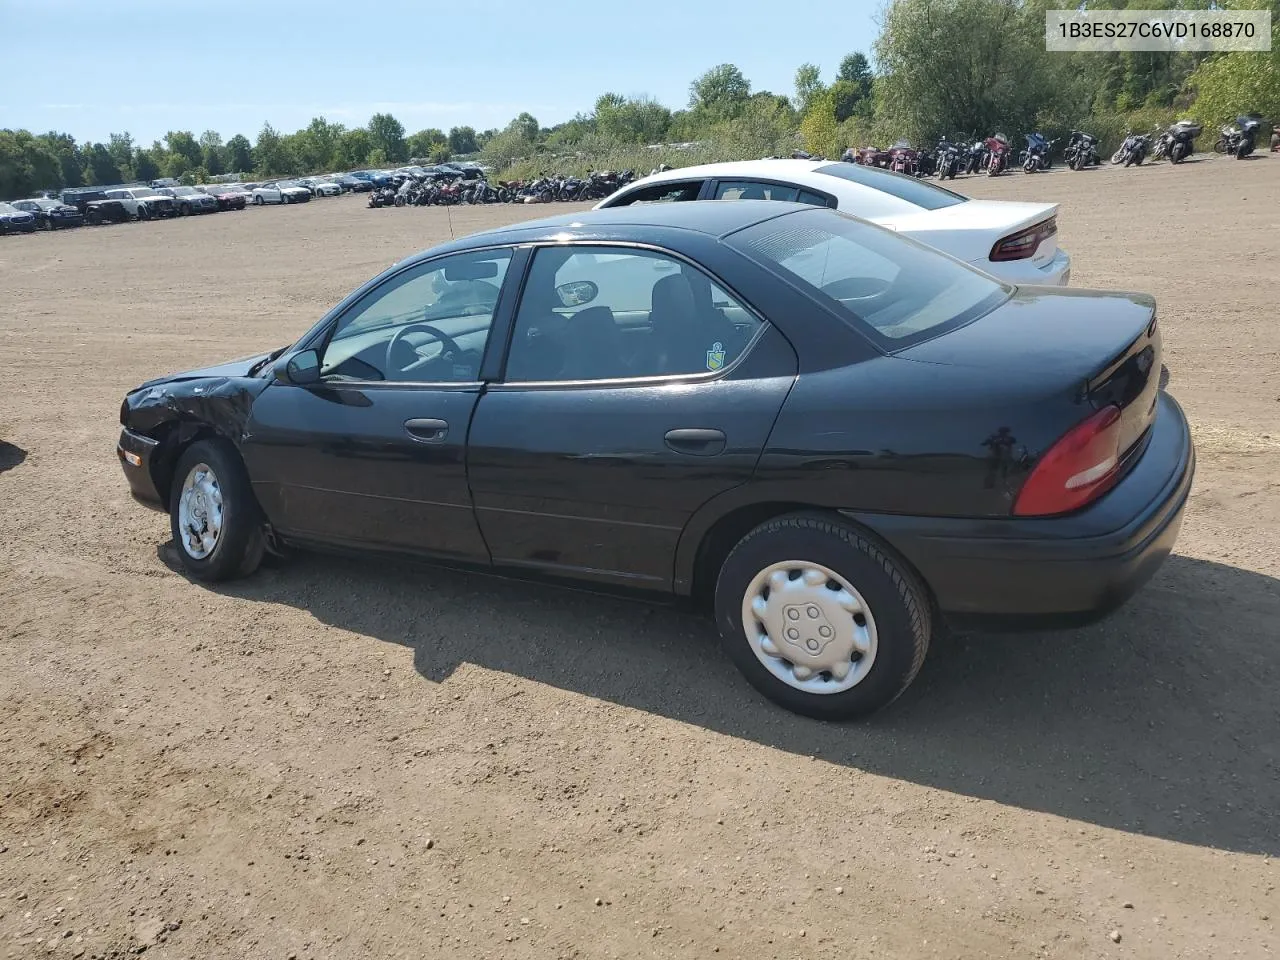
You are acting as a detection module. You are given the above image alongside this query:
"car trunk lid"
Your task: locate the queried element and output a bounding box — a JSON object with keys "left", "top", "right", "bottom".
{"left": 878, "top": 200, "right": 1059, "bottom": 268}
{"left": 900, "top": 286, "right": 1160, "bottom": 467}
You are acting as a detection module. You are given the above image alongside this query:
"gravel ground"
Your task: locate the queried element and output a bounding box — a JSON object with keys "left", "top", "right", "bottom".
{"left": 1, "top": 157, "right": 1277, "bottom": 960}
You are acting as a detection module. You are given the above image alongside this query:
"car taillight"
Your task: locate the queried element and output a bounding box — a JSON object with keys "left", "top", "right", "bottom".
{"left": 1013, "top": 405, "right": 1124, "bottom": 516}
{"left": 990, "top": 217, "right": 1057, "bottom": 262}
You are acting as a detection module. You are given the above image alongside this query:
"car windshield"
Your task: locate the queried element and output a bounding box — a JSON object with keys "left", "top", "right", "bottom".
{"left": 0, "top": 203, "right": 19, "bottom": 214}
{"left": 133, "top": 189, "right": 163, "bottom": 198}
{"left": 814, "top": 162, "right": 967, "bottom": 211}
{"left": 277, "top": 181, "right": 300, "bottom": 188}
{"left": 171, "top": 187, "right": 198, "bottom": 196}
{"left": 730, "top": 208, "right": 1008, "bottom": 347}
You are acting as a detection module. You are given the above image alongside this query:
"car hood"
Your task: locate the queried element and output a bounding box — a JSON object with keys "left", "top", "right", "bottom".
{"left": 874, "top": 199, "right": 1060, "bottom": 265}
{"left": 135, "top": 351, "right": 276, "bottom": 391}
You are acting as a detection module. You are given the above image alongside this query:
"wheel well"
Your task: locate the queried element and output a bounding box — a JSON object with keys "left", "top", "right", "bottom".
{"left": 148, "top": 423, "right": 225, "bottom": 510}
{"left": 689, "top": 502, "right": 939, "bottom": 620}
{"left": 690, "top": 502, "right": 810, "bottom": 609}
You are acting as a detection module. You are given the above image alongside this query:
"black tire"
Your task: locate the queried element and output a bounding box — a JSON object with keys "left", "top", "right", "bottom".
{"left": 1236, "top": 140, "right": 1250, "bottom": 159}
{"left": 136, "top": 204, "right": 152, "bottom": 221}
{"left": 1170, "top": 143, "right": 1185, "bottom": 164}
{"left": 168, "top": 439, "right": 266, "bottom": 582}
{"left": 713, "top": 512, "right": 931, "bottom": 720}
{"left": 1213, "top": 138, "right": 1227, "bottom": 154}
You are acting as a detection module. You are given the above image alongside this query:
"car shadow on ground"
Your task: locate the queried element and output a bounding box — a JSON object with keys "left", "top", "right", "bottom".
{"left": 0, "top": 441, "right": 28, "bottom": 474}
{"left": 195, "top": 548, "right": 1280, "bottom": 856}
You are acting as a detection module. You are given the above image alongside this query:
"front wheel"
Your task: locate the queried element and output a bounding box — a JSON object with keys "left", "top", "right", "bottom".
{"left": 1170, "top": 143, "right": 1186, "bottom": 163}
{"left": 168, "top": 439, "right": 265, "bottom": 583}
{"left": 714, "top": 513, "right": 931, "bottom": 720}
{"left": 1213, "top": 138, "right": 1227, "bottom": 154}
{"left": 253, "top": 194, "right": 264, "bottom": 205}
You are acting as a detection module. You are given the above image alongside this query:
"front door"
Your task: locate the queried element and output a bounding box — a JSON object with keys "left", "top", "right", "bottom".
{"left": 466, "top": 244, "right": 798, "bottom": 590}
{"left": 242, "top": 248, "right": 514, "bottom": 561}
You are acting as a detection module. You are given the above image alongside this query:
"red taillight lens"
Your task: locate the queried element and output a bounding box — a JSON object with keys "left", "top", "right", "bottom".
{"left": 990, "top": 217, "right": 1057, "bottom": 262}
{"left": 1014, "top": 405, "right": 1124, "bottom": 517}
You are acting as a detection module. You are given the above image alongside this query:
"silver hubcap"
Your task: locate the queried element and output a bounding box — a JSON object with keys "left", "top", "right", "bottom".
{"left": 742, "top": 561, "right": 877, "bottom": 695}
{"left": 177, "top": 463, "right": 223, "bottom": 560}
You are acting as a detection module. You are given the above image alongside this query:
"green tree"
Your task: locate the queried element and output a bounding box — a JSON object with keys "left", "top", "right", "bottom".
{"left": 83, "top": 142, "right": 122, "bottom": 185}
{"left": 253, "top": 123, "right": 295, "bottom": 175}
{"left": 41, "top": 131, "right": 85, "bottom": 188}
{"left": 406, "top": 127, "right": 447, "bottom": 158}
{"left": 509, "top": 112, "right": 540, "bottom": 142}
{"left": 837, "top": 52, "right": 873, "bottom": 99}
{"left": 689, "top": 63, "right": 752, "bottom": 118}
{"left": 337, "top": 128, "right": 372, "bottom": 167}
{"left": 594, "top": 94, "right": 671, "bottom": 143}
{"left": 132, "top": 148, "right": 161, "bottom": 183}
{"left": 800, "top": 89, "right": 841, "bottom": 157}
{"left": 164, "top": 131, "right": 202, "bottom": 171}
{"left": 448, "top": 125, "right": 478, "bottom": 154}
{"left": 225, "top": 134, "right": 253, "bottom": 174}
{"left": 198, "top": 130, "right": 226, "bottom": 175}
{"left": 793, "top": 63, "right": 824, "bottom": 113}
{"left": 367, "top": 113, "right": 407, "bottom": 163}
{"left": 293, "top": 117, "right": 344, "bottom": 172}
{"left": 874, "top": 0, "right": 1063, "bottom": 144}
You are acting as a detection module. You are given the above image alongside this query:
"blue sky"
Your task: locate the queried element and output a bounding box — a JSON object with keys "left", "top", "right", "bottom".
{"left": 1, "top": 0, "right": 878, "bottom": 144}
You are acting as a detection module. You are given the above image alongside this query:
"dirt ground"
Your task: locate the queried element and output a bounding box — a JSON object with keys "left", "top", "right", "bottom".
{"left": 1, "top": 157, "right": 1278, "bottom": 960}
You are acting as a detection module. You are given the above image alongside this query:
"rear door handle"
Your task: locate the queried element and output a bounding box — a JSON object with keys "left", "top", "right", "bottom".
{"left": 404, "top": 418, "right": 449, "bottom": 443}
{"left": 664, "top": 428, "right": 726, "bottom": 456}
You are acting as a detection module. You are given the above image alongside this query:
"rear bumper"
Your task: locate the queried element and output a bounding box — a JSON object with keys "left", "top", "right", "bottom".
{"left": 117, "top": 428, "right": 165, "bottom": 511}
{"left": 984, "top": 247, "right": 1071, "bottom": 286}
{"left": 850, "top": 391, "right": 1194, "bottom": 628}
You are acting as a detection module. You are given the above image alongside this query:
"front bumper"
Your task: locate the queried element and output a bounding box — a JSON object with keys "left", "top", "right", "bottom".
{"left": 850, "top": 391, "right": 1194, "bottom": 628}
{"left": 117, "top": 428, "right": 165, "bottom": 510}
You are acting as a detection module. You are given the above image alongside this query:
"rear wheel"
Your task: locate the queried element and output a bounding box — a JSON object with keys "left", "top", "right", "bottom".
{"left": 1170, "top": 142, "right": 1186, "bottom": 164}
{"left": 1213, "top": 138, "right": 1227, "bottom": 154}
{"left": 168, "top": 439, "right": 265, "bottom": 583}
{"left": 714, "top": 513, "right": 931, "bottom": 720}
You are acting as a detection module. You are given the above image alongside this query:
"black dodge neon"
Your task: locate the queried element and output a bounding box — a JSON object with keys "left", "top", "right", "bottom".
{"left": 116, "top": 201, "right": 1194, "bottom": 718}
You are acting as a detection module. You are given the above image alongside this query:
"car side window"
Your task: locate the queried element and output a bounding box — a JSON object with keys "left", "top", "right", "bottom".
{"left": 798, "top": 189, "right": 832, "bottom": 207}
{"left": 503, "top": 246, "right": 761, "bottom": 383}
{"left": 320, "top": 249, "right": 512, "bottom": 384}
{"left": 713, "top": 180, "right": 800, "bottom": 202}
{"left": 609, "top": 181, "right": 703, "bottom": 206}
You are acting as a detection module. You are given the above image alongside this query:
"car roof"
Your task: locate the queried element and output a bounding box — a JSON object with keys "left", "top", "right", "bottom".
{"left": 422, "top": 199, "right": 808, "bottom": 257}
{"left": 611, "top": 159, "right": 940, "bottom": 218}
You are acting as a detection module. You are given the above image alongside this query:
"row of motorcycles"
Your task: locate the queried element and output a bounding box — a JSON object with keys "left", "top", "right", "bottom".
{"left": 848, "top": 113, "right": 1267, "bottom": 182}
{"left": 847, "top": 132, "right": 1071, "bottom": 179}
{"left": 369, "top": 169, "right": 637, "bottom": 208}
{"left": 1110, "top": 116, "right": 1262, "bottom": 167}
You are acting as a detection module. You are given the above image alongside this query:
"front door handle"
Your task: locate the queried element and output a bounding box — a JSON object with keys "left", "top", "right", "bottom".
{"left": 664, "top": 428, "right": 726, "bottom": 456}
{"left": 404, "top": 418, "right": 449, "bottom": 443}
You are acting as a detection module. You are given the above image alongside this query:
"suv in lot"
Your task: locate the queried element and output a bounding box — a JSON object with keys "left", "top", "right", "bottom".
{"left": 59, "top": 188, "right": 133, "bottom": 225}
{"left": 156, "top": 186, "right": 220, "bottom": 215}
{"left": 104, "top": 187, "right": 178, "bottom": 220}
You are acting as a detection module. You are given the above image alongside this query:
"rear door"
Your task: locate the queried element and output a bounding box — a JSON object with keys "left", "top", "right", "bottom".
{"left": 465, "top": 243, "right": 798, "bottom": 590}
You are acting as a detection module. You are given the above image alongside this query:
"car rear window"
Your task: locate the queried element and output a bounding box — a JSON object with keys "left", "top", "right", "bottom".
{"left": 814, "top": 162, "right": 967, "bottom": 211}
{"left": 731, "top": 208, "right": 1008, "bottom": 348}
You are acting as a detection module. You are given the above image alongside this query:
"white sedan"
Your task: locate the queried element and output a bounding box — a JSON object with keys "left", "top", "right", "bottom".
{"left": 251, "top": 180, "right": 313, "bottom": 205}
{"left": 595, "top": 159, "right": 1070, "bottom": 286}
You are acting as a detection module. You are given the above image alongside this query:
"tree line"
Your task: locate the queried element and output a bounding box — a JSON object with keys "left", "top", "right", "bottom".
{"left": 2, "top": 0, "right": 1276, "bottom": 200}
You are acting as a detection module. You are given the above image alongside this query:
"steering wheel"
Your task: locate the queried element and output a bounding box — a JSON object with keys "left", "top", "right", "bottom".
{"left": 385, "top": 322, "right": 465, "bottom": 377}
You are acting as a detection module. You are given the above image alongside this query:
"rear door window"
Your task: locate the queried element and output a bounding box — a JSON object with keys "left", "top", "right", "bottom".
{"left": 712, "top": 180, "right": 800, "bottom": 202}
{"left": 606, "top": 180, "right": 704, "bottom": 206}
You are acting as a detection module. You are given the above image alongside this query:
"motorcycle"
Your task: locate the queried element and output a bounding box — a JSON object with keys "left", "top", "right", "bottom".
{"left": 1214, "top": 115, "right": 1262, "bottom": 159}
{"left": 1112, "top": 130, "right": 1149, "bottom": 167}
{"left": 1155, "top": 120, "right": 1202, "bottom": 164}
{"left": 887, "top": 139, "right": 919, "bottom": 175}
{"left": 1064, "top": 130, "right": 1099, "bottom": 170}
{"left": 1020, "top": 132, "right": 1053, "bottom": 173}
{"left": 367, "top": 186, "right": 397, "bottom": 208}
{"left": 934, "top": 138, "right": 964, "bottom": 180}
{"left": 964, "top": 139, "right": 988, "bottom": 175}
{"left": 984, "top": 134, "right": 1010, "bottom": 176}
{"left": 854, "top": 145, "right": 891, "bottom": 167}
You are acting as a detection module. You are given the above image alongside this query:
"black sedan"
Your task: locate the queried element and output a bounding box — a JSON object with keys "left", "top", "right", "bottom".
{"left": 12, "top": 198, "right": 85, "bottom": 229}
{"left": 0, "top": 202, "right": 38, "bottom": 234}
{"left": 116, "top": 201, "right": 1193, "bottom": 718}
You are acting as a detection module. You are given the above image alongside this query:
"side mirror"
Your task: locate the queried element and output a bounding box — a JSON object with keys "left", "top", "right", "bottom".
{"left": 556, "top": 279, "right": 598, "bottom": 308}
{"left": 274, "top": 348, "right": 320, "bottom": 385}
